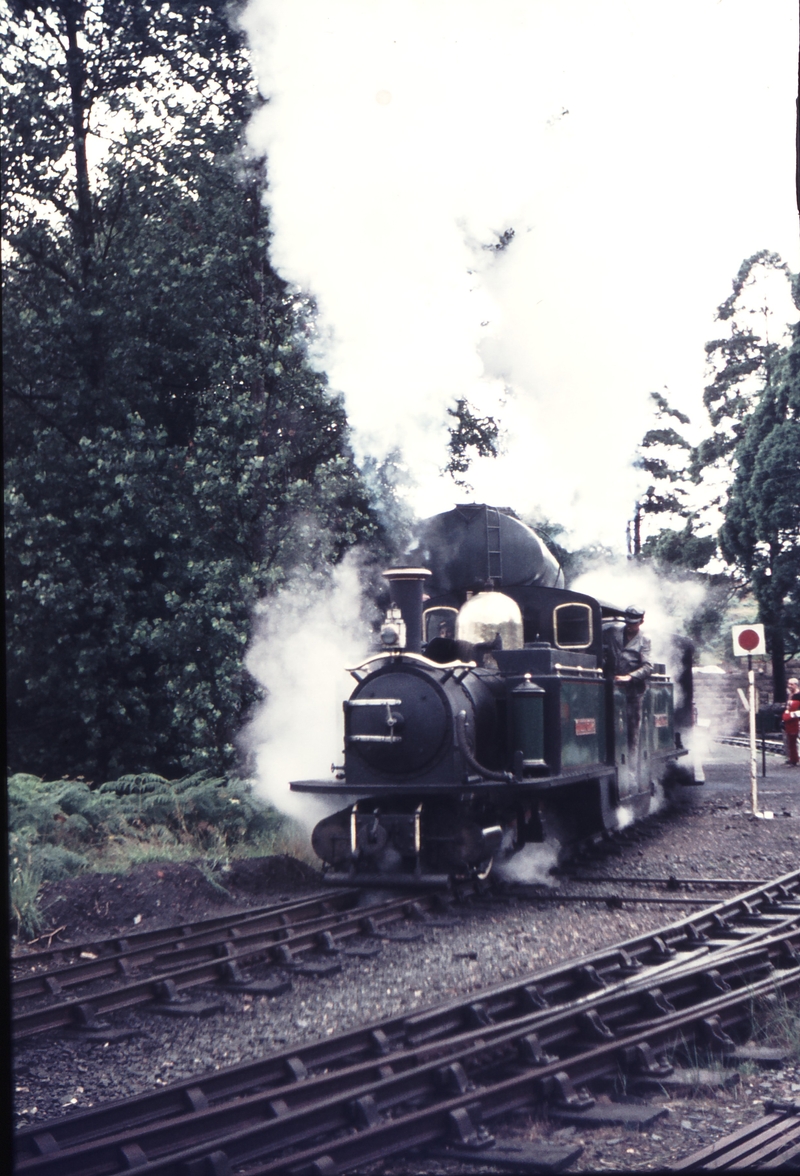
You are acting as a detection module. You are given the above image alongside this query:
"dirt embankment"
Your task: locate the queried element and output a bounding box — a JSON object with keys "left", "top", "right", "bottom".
{"left": 13, "top": 855, "right": 324, "bottom": 953}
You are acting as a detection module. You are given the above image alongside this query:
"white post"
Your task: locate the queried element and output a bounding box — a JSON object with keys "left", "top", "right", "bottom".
{"left": 748, "top": 659, "right": 758, "bottom": 815}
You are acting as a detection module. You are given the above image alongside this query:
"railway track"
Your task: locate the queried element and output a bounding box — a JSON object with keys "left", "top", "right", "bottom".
{"left": 11, "top": 887, "right": 456, "bottom": 1040}
{"left": 12, "top": 888, "right": 360, "bottom": 973}
{"left": 718, "top": 736, "right": 785, "bottom": 755}
{"left": 557, "top": 874, "right": 769, "bottom": 888}
{"left": 12, "top": 854, "right": 773, "bottom": 1041}
{"left": 11, "top": 806, "right": 745, "bottom": 1042}
{"left": 13, "top": 868, "right": 800, "bottom": 1176}
{"left": 11, "top": 889, "right": 359, "bottom": 988}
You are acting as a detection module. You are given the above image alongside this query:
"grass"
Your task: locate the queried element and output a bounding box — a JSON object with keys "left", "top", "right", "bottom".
{"left": 641, "top": 986, "right": 800, "bottom": 1096}
{"left": 9, "top": 844, "right": 46, "bottom": 941}
{"left": 7, "top": 770, "right": 313, "bottom": 940}
{"left": 226, "top": 822, "right": 319, "bottom": 867}
{"left": 749, "top": 989, "right": 800, "bottom": 1062}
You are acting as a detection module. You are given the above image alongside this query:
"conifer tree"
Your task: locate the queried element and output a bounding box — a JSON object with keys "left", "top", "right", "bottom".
{"left": 633, "top": 254, "right": 799, "bottom": 694}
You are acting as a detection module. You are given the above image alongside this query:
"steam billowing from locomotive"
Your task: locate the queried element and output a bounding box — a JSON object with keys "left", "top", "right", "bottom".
{"left": 292, "top": 506, "right": 696, "bottom": 884}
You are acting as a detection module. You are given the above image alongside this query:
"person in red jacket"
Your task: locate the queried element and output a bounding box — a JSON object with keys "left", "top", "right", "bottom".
{"left": 783, "top": 677, "right": 800, "bottom": 766}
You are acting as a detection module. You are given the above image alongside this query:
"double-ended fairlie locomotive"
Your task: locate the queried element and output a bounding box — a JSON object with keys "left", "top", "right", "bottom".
{"left": 292, "top": 505, "right": 695, "bottom": 884}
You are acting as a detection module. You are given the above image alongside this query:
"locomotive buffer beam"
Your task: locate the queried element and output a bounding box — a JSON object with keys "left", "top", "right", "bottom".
{"left": 323, "top": 870, "right": 455, "bottom": 889}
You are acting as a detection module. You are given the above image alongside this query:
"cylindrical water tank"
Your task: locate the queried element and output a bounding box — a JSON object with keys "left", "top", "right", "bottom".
{"left": 413, "top": 505, "right": 564, "bottom": 594}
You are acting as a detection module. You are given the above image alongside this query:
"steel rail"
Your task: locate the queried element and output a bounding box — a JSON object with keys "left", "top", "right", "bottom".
{"left": 11, "top": 891, "right": 449, "bottom": 1039}
{"left": 14, "top": 869, "right": 799, "bottom": 1107}
{"left": 12, "top": 890, "right": 363, "bottom": 1000}
{"left": 238, "top": 964, "right": 800, "bottom": 1176}
{"left": 19, "top": 947, "right": 800, "bottom": 1176}
{"left": 19, "top": 862, "right": 796, "bottom": 1039}
{"left": 14, "top": 872, "right": 800, "bottom": 1170}
{"left": 328, "top": 917, "right": 792, "bottom": 1058}
{"left": 14, "top": 926, "right": 800, "bottom": 1176}
{"left": 555, "top": 876, "right": 770, "bottom": 887}
{"left": 11, "top": 888, "right": 358, "bottom": 973}
{"left": 496, "top": 892, "right": 747, "bottom": 905}
{"left": 718, "top": 736, "right": 784, "bottom": 754}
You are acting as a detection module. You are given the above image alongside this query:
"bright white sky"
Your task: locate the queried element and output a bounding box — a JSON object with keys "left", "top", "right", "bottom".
{"left": 241, "top": 0, "right": 799, "bottom": 549}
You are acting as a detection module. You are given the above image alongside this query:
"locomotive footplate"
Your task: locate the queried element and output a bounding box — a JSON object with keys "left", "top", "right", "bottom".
{"left": 291, "top": 762, "right": 623, "bottom": 796}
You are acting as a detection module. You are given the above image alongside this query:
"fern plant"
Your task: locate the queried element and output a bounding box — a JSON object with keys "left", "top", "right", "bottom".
{"left": 8, "top": 770, "right": 286, "bottom": 938}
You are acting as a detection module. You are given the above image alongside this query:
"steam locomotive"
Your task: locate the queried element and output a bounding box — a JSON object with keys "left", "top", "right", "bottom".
{"left": 291, "top": 505, "right": 695, "bottom": 884}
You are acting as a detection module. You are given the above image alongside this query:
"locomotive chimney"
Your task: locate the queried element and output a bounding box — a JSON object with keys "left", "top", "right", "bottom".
{"left": 382, "top": 567, "right": 432, "bottom": 653}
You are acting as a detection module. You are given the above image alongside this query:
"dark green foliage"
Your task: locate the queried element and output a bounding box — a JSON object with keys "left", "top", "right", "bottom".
{"left": 640, "top": 525, "right": 717, "bottom": 571}
{"left": 7, "top": 768, "right": 284, "bottom": 934}
{"left": 693, "top": 250, "right": 789, "bottom": 477}
{"left": 681, "top": 580, "right": 742, "bottom": 651}
{"left": 444, "top": 397, "right": 500, "bottom": 489}
{"left": 29, "top": 844, "right": 90, "bottom": 882}
{"left": 635, "top": 392, "right": 694, "bottom": 528}
{"left": 636, "top": 254, "right": 797, "bottom": 573}
{"left": 635, "top": 254, "right": 799, "bottom": 689}
{"left": 4, "top": 1, "right": 380, "bottom": 778}
{"left": 360, "top": 451, "right": 415, "bottom": 559}
{"left": 719, "top": 326, "right": 800, "bottom": 692}
{"left": 648, "top": 392, "right": 691, "bottom": 426}
{"left": 8, "top": 770, "right": 282, "bottom": 852}
{"left": 640, "top": 428, "right": 691, "bottom": 455}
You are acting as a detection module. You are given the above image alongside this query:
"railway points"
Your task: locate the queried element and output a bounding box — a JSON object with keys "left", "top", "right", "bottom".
{"left": 11, "top": 888, "right": 459, "bottom": 1040}
{"left": 13, "top": 869, "right": 800, "bottom": 1175}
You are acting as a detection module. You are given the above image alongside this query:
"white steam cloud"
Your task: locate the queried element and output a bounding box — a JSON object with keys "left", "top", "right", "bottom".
{"left": 649, "top": 782, "right": 667, "bottom": 817}
{"left": 496, "top": 842, "right": 559, "bottom": 886}
{"left": 615, "top": 805, "right": 635, "bottom": 831}
{"left": 573, "top": 559, "right": 713, "bottom": 777}
{"left": 241, "top": 559, "right": 369, "bottom": 826}
{"left": 572, "top": 559, "right": 705, "bottom": 668}
{"left": 237, "top": 2, "right": 796, "bottom": 823}
{"left": 240, "top": 0, "right": 798, "bottom": 550}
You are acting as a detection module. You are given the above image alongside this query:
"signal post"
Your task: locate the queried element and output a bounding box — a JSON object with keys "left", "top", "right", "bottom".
{"left": 731, "top": 624, "right": 768, "bottom": 817}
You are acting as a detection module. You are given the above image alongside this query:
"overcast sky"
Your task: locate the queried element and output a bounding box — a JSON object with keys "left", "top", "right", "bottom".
{"left": 241, "top": 0, "right": 799, "bottom": 549}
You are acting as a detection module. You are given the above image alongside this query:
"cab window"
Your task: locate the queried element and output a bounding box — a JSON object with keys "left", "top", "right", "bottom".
{"left": 423, "top": 607, "right": 458, "bottom": 644}
{"left": 553, "top": 602, "right": 593, "bottom": 649}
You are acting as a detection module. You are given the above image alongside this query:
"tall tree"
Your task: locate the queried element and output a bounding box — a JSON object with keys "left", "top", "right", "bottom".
{"left": 719, "top": 323, "right": 800, "bottom": 700}
{"left": 444, "top": 398, "right": 500, "bottom": 490}
{"left": 633, "top": 255, "right": 799, "bottom": 693}
{"left": 635, "top": 253, "right": 796, "bottom": 567}
{"left": 3, "top": 1, "right": 379, "bottom": 778}
{"left": 692, "top": 250, "right": 790, "bottom": 480}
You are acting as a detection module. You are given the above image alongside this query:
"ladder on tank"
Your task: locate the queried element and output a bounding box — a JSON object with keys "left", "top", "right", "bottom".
{"left": 485, "top": 506, "right": 503, "bottom": 585}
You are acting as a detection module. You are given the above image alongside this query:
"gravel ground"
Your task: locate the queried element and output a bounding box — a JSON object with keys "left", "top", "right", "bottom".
{"left": 12, "top": 743, "right": 800, "bottom": 1172}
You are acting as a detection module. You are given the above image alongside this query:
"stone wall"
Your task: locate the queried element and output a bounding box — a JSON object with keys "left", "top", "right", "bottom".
{"left": 692, "top": 659, "right": 800, "bottom": 737}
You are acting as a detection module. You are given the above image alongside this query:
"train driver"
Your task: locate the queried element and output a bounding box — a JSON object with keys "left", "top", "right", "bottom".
{"left": 604, "top": 606, "right": 653, "bottom": 759}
